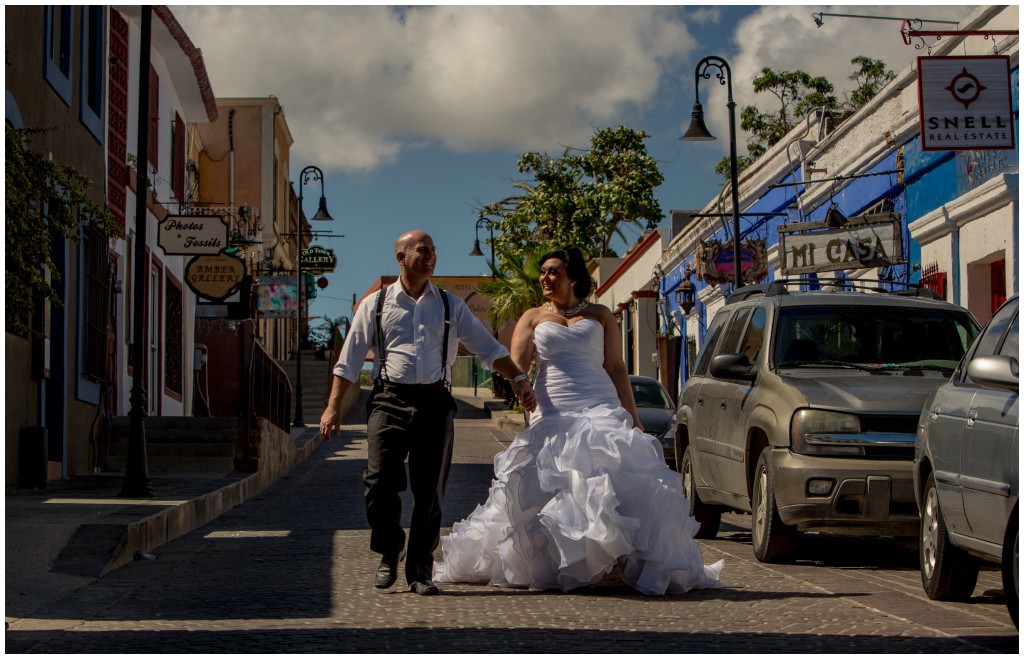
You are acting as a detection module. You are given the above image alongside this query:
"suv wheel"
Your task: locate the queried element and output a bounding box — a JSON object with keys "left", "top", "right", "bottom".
{"left": 682, "top": 446, "right": 721, "bottom": 539}
{"left": 1002, "top": 507, "right": 1018, "bottom": 628}
{"left": 920, "top": 473, "right": 979, "bottom": 600}
{"left": 752, "top": 447, "right": 800, "bottom": 563}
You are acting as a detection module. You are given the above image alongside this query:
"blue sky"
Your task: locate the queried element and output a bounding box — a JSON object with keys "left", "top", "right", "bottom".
{"left": 174, "top": 4, "right": 975, "bottom": 327}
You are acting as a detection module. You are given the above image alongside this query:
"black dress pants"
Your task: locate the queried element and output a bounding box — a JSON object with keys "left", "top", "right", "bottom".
{"left": 364, "top": 381, "right": 456, "bottom": 583}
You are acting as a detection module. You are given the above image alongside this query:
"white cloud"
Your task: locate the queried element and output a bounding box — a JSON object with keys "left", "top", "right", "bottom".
{"left": 173, "top": 5, "right": 696, "bottom": 174}
{"left": 697, "top": 4, "right": 976, "bottom": 147}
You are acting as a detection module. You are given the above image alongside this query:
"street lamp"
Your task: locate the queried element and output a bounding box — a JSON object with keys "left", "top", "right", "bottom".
{"left": 293, "top": 165, "right": 334, "bottom": 427}
{"left": 469, "top": 217, "right": 495, "bottom": 280}
{"left": 681, "top": 55, "right": 743, "bottom": 290}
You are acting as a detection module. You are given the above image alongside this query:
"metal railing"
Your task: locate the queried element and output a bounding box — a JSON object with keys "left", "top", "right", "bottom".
{"left": 244, "top": 333, "right": 293, "bottom": 442}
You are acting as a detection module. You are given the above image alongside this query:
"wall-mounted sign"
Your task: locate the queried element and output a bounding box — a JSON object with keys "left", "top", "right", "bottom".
{"left": 778, "top": 213, "right": 905, "bottom": 275}
{"left": 185, "top": 253, "right": 246, "bottom": 302}
{"left": 918, "top": 56, "right": 1015, "bottom": 151}
{"left": 300, "top": 245, "right": 337, "bottom": 276}
{"left": 695, "top": 238, "right": 768, "bottom": 285}
{"left": 256, "top": 275, "right": 297, "bottom": 318}
{"left": 158, "top": 214, "right": 229, "bottom": 255}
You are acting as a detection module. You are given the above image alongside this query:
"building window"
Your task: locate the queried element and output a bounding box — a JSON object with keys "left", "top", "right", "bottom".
{"left": 164, "top": 275, "right": 183, "bottom": 397}
{"left": 148, "top": 65, "right": 159, "bottom": 169}
{"left": 920, "top": 262, "right": 948, "bottom": 300}
{"left": 171, "top": 113, "right": 185, "bottom": 201}
{"left": 79, "top": 6, "right": 105, "bottom": 141}
{"left": 81, "top": 225, "right": 111, "bottom": 382}
{"left": 44, "top": 5, "right": 73, "bottom": 105}
{"left": 106, "top": 9, "right": 129, "bottom": 229}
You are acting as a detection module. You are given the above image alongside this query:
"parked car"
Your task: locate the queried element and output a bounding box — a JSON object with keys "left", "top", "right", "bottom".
{"left": 630, "top": 375, "right": 677, "bottom": 466}
{"left": 675, "top": 280, "right": 980, "bottom": 563}
{"left": 913, "top": 295, "right": 1018, "bottom": 628}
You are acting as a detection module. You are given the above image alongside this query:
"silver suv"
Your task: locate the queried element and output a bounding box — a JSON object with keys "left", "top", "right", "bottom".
{"left": 675, "top": 281, "right": 980, "bottom": 563}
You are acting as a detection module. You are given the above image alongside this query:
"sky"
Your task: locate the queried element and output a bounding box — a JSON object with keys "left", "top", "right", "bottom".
{"left": 172, "top": 3, "right": 977, "bottom": 328}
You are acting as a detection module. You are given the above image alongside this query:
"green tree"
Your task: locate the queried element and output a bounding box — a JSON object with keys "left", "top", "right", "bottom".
{"left": 480, "top": 126, "right": 664, "bottom": 262}
{"left": 716, "top": 57, "right": 893, "bottom": 177}
{"left": 6, "top": 125, "right": 123, "bottom": 334}
{"left": 845, "top": 56, "right": 896, "bottom": 111}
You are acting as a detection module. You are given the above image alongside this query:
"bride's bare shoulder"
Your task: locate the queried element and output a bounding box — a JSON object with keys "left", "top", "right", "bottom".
{"left": 518, "top": 306, "right": 545, "bottom": 327}
{"left": 584, "top": 303, "right": 615, "bottom": 322}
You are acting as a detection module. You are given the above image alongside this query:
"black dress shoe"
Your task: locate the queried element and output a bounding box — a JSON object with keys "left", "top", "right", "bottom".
{"left": 409, "top": 579, "right": 440, "bottom": 596}
{"left": 374, "top": 549, "right": 406, "bottom": 589}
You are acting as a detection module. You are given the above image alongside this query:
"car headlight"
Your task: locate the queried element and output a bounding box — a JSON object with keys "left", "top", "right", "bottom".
{"left": 791, "top": 409, "right": 864, "bottom": 456}
{"left": 660, "top": 418, "right": 678, "bottom": 442}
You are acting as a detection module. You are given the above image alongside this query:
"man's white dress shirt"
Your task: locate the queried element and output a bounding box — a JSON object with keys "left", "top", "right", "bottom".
{"left": 332, "top": 281, "right": 509, "bottom": 385}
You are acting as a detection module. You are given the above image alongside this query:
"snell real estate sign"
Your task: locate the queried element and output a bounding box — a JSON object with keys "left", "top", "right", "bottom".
{"left": 918, "top": 56, "right": 1015, "bottom": 151}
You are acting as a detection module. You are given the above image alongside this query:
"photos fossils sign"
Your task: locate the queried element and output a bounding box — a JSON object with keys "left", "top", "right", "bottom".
{"left": 185, "top": 253, "right": 246, "bottom": 301}
{"left": 158, "top": 214, "right": 229, "bottom": 255}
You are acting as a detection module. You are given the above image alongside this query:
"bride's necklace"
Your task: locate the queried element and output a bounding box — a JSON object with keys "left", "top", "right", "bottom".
{"left": 544, "top": 299, "right": 589, "bottom": 317}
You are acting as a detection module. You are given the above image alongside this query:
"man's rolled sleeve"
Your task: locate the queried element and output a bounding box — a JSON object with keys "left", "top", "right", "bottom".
{"left": 454, "top": 301, "right": 509, "bottom": 370}
{"left": 332, "top": 293, "right": 375, "bottom": 382}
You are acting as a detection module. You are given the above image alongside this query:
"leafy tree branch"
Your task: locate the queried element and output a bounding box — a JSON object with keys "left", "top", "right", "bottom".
{"left": 5, "top": 124, "right": 123, "bottom": 334}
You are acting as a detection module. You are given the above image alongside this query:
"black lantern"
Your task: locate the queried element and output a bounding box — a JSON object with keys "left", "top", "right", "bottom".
{"left": 676, "top": 268, "right": 696, "bottom": 314}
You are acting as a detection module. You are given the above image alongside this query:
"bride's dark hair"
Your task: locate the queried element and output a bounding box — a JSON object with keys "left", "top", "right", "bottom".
{"left": 540, "top": 245, "right": 594, "bottom": 300}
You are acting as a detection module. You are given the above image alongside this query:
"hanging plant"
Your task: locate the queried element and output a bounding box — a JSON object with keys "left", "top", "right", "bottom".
{"left": 5, "top": 125, "right": 123, "bottom": 335}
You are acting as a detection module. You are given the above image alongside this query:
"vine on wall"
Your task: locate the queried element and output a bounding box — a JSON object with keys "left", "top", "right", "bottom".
{"left": 5, "top": 125, "right": 124, "bottom": 335}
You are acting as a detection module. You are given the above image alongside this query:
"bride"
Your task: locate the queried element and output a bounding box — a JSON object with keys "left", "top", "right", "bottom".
{"left": 433, "top": 246, "right": 723, "bottom": 595}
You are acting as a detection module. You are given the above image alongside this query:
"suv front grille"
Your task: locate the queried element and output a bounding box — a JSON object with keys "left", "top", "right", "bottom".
{"left": 858, "top": 415, "right": 918, "bottom": 460}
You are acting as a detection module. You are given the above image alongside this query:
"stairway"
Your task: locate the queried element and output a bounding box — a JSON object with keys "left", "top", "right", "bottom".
{"left": 106, "top": 417, "right": 239, "bottom": 474}
{"left": 277, "top": 352, "right": 334, "bottom": 425}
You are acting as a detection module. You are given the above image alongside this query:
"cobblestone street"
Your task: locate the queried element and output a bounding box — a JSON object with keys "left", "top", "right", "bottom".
{"left": 5, "top": 414, "right": 1017, "bottom": 653}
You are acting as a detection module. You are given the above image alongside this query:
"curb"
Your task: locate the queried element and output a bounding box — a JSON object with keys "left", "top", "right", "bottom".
{"left": 102, "top": 432, "right": 323, "bottom": 577}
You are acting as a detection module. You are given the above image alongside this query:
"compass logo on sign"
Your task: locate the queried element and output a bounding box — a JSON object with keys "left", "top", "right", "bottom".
{"left": 944, "top": 67, "right": 986, "bottom": 109}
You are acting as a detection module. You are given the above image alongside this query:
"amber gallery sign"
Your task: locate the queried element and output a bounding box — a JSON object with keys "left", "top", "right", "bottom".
{"left": 158, "top": 214, "right": 229, "bottom": 255}
{"left": 918, "top": 56, "right": 1015, "bottom": 151}
{"left": 778, "top": 214, "right": 905, "bottom": 275}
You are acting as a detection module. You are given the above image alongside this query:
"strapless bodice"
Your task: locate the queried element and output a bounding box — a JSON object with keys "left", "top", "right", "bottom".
{"left": 533, "top": 318, "right": 619, "bottom": 417}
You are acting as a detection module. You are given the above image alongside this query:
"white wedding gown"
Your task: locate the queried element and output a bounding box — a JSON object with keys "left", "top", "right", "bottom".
{"left": 433, "top": 318, "right": 724, "bottom": 595}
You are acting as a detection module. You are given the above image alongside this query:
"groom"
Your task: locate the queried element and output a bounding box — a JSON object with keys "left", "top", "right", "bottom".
{"left": 320, "top": 229, "right": 536, "bottom": 595}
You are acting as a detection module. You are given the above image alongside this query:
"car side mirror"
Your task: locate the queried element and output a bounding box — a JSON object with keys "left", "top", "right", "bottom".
{"left": 709, "top": 353, "right": 757, "bottom": 382}
{"left": 966, "top": 355, "right": 1019, "bottom": 391}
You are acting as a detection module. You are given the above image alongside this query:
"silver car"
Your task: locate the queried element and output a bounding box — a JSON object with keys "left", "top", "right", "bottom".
{"left": 630, "top": 375, "right": 677, "bottom": 467}
{"left": 914, "top": 295, "right": 1018, "bottom": 628}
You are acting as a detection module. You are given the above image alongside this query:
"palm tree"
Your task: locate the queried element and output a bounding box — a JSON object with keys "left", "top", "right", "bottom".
{"left": 475, "top": 243, "right": 552, "bottom": 334}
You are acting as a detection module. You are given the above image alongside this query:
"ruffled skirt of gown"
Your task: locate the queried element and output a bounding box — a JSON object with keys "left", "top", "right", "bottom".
{"left": 433, "top": 404, "right": 724, "bottom": 595}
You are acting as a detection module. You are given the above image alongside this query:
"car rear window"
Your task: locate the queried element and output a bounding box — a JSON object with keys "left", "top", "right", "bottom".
{"left": 774, "top": 305, "right": 979, "bottom": 368}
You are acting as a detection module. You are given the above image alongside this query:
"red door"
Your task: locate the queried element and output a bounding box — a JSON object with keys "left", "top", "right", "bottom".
{"left": 990, "top": 260, "right": 1006, "bottom": 314}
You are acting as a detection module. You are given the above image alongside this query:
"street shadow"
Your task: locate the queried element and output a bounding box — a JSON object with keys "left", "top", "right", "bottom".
{"left": 6, "top": 626, "right": 1017, "bottom": 654}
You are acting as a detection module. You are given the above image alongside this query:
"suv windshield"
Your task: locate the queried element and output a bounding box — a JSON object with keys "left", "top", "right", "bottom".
{"left": 774, "top": 305, "right": 978, "bottom": 370}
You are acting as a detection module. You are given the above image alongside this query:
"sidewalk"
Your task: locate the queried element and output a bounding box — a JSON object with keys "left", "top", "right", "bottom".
{"left": 4, "top": 425, "right": 322, "bottom": 624}
{"left": 5, "top": 387, "right": 513, "bottom": 625}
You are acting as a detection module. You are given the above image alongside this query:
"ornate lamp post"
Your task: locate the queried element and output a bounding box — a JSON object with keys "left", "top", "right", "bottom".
{"left": 469, "top": 217, "right": 495, "bottom": 280}
{"left": 293, "top": 165, "right": 334, "bottom": 426}
{"left": 681, "top": 56, "right": 743, "bottom": 290}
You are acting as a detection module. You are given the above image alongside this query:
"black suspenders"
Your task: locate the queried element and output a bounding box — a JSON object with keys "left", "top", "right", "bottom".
{"left": 375, "top": 284, "right": 452, "bottom": 386}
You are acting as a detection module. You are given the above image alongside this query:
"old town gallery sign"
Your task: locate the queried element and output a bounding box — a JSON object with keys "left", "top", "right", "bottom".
{"left": 918, "top": 56, "right": 1015, "bottom": 151}
{"left": 300, "top": 245, "right": 337, "bottom": 276}
{"left": 778, "top": 213, "right": 905, "bottom": 276}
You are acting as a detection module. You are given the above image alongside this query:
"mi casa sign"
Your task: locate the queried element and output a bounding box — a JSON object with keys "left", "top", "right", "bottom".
{"left": 918, "top": 56, "right": 1015, "bottom": 151}
{"left": 778, "top": 214, "right": 905, "bottom": 276}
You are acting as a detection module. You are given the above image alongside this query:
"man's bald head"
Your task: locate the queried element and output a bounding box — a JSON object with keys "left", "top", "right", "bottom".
{"left": 396, "top": 230, "right": 431, "bottom": 255}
